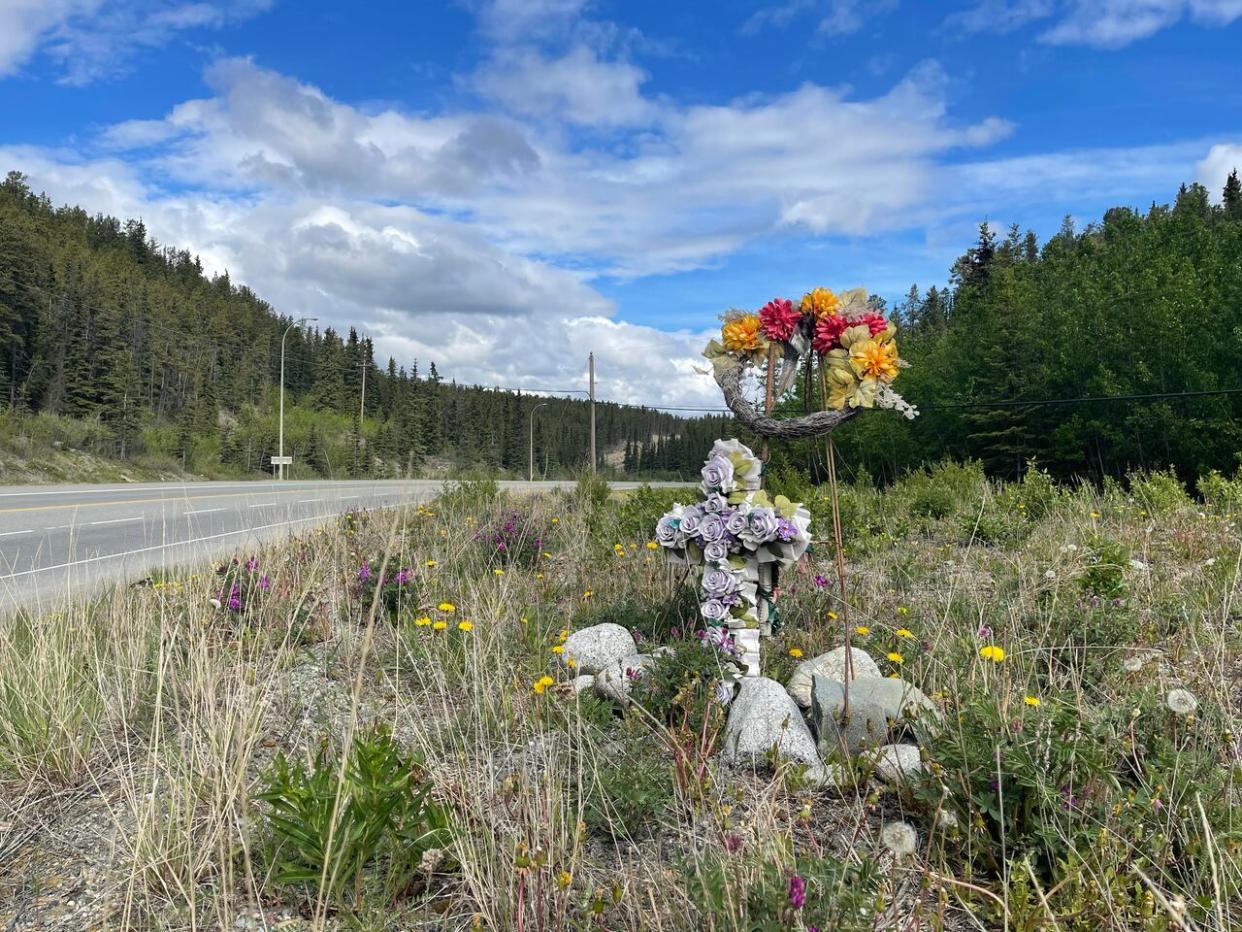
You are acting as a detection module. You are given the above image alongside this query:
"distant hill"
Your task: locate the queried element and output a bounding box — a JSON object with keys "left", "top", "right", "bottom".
{"left": 0, "top": 171, "right": 731, "bottom": 480}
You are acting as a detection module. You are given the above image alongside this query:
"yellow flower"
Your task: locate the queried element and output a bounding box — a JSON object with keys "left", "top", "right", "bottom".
{"left": 1023, "top": 695, "right": 1041, "bottom": 707}
{"left": 582, "top": 590, "right": 593, "bottom": 599}
{"left": 414, "top": 616, "right": 432, "bottom": 627}
{"left": 887, "top": 652, "right": 904, "bottom": 664}
{"left": 1090, "top": 511, "right": 1101, "bottom": 519}
{"left": 789, "top": 648, "right": 804, "bottom": 658}
{"left": 721, "top": 314, "right": 767, "bottom": 354}
{"left": 536, "top": 573, "right": 544, "bottom": 580}
{"left": 552, "top": 645, "right": 564, "bottom": 654}
{"left": 896, "top": 628, "right": 914, "bottom": 639}
{"left": 800, "top": 287, "right": 839, "bottom": 319}
{"left": 827, "top": 611, "right": 839, "bottom": 620}
{"left": 533, "top": 675, "right": 555, "bottom": 695}
{"left": 854, "top": 625, "right": 870, "bottom": 636}
{"left": 646, "top": 541, "right": 659, "bottom": 550}
{"left": 458, "top": 621, "right": 474, "bottom": 632}
{"left": 566, "top": 658, "right": 577, "bottom": 669}
{"left": 896, "top": 606, "right": 909, "bottom": 616}
{"left": 438, "top": 602, "right": 456, "bottom": 613}
{"left": 433, "top": 620, "right": 448, "bottom": 631}
{"left": 425, "top": 559, "right": 437, "bottom": 568}
{"left": 493, "top": 568, "right": 505, "bottom": 576}
{"left": 980, "top": 645, "right": 1006, "bottom": 663}
{"left": 559, "top": 628, "right": 569, "bottom": 642}
{"left": 551, "top": 517, "right": 559, "bottom": 524}
{"left": 543, "top": 551, "right": 553, "bottom": 558}
{"left": 558, "top": 870, "right": 573, "bottom": 890}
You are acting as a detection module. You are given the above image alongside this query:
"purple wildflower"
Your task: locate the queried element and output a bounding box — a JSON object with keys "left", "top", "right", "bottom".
{"left": 227, "top": 584, "right": 242, "bottom": 612}
{"left": 394, "top": 568, "right": 413, "bottom": 585}
{"left": 977, "top": 625, "right": 992, "bottom": 639}
{"left": 258, "top": 575, "right": 271, "bottom": 592}
{"left": 788, "top": 874, "right": 806, "bottom": 910}
{"left": 813, "top": 574, "right": 829, "bottom": 589}
{"left": 358, "top": 564, "right": 373, "bottom": 583}
{"left": 244, "top": 556, "right": 258, "bottom": 572}
{"left": 724, "top": 833, "right": 743, "bottom": 854}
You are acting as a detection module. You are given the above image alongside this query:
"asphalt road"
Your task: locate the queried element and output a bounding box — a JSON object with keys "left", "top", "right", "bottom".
{"left": 0, "top": 479, "right": 668, "bottom": 617}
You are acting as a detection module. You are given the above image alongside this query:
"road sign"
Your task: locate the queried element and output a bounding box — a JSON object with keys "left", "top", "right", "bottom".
{"left": 270, "top": 456, "right": 293, "bottom": 465}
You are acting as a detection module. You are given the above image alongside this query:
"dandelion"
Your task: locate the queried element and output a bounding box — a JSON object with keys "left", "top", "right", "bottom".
{"left": 458, "top": 621, "right": 474, "bottom": 632}
{"left": 827, "top": 610, "right": 839, "bottom": 620}
{"left": 551, "top": 517, "right": 559, "bottom": 524}
{"left": 536, "top": 573, "right": 545, "bottom": 580}
{"left": 880, "top": 821, "right": 918, "bottom": 858}
{"left": 1166, "top": 689, "right": 1198, "bottom": 715}
{"left": 854, "top": 625, "right": 870, "bottom": 636}
{"left": 415, "top": 616, "right": 432, "bottom": 627}
{"left": 557, "top": 871, "right": 572, "bottom": 890}
{"left": 886, "top": 652, "right": 904, "bottom": 664}
{"left": 425, "top": 559, "right": 437, "bottom": 568}
{"left": 438, "top": 602, "right": 456, "bottom": 613}
{"left": 646, "top": 541, "right": 659, "bottom": 550}
{"left": 896, "top": 628, "right": 914, "bottom": 639}
{"left": 566, "top": 658, "right": 577, "bottom": 669}
{"left": 582, "top": 590, "right": 593, "bottom": 599}
{"left": 1023, "top": 695, "right": 1041, "bottom": 707}
{"left": 897, "top": 606, "right": 909, "bottom": 616}
{"left": 533, "top": 675, "right": 555, "bottom": 695}
{"left": 1123, "top": 655, "right": 1144, "bottom": 672}
{"left": 1090, "top": 511, "right": 1101, "bottom": 518}
{"left": 789, "top": 648, "right": 804, "bottom": 658}
{"left": 552, "top": 645, "right": 564, "bottom": 654}
{"left": 979, "top": 645, "right": 1006, "bottom": 662}
{"left": 493, "top": 568, "right": 505, "bottom": 576}
{"left": 433, "top": 620, "right": 447, "bottom": 631}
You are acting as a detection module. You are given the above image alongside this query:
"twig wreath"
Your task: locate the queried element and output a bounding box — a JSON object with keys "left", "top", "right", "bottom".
{"left": 656, "top": 286, "right": 918, "bottom": 696}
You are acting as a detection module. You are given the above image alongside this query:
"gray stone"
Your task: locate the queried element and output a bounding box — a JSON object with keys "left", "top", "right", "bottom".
{"left": 803, "top": 762, "right": 847, "bottom": 788}
{"left": 561, "top": 623, "right": 636, "bottom": 674}
{"left": 787, "top": 647, "right": 881, "bottom": 708}
{"left": 572, "top": 675, "right": 595, "bottom": 695}
{"left": 815, "top": 701, "right": 891, "bottom": 757}
{"left": 872, "top": 744, "right": 926, "bottom": 785}
{"left": 810, "top": 675, "right": 846, "bottom": 721}
{"left": 847, "top": 677, "right": 938, "bottom": 723}
{"left": 722, "top": 676, "right": 820, "bottom": 766}
{"left": 594, "top": 653, "right": 654, "bottom": 704}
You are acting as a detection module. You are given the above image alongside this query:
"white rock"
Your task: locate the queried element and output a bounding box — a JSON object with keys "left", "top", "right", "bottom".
{"left": 561, "top": 623, "right": 636, "bottom": 674}
{"left": 594, "top": 654, "right": 654, "bottom": 704}
{"left": 787, "top": 647, "right": 881, "bottom": 708}
{"left": 847, "top": 677, "right": 938, "bottom": 722}
{"left": 722, "top": 676, "right": 820, "bottom": 766}
{"left": 572, "top": 675, "right": 595, "bottom": 694}
{"left": 872, "top": 744, "right": 926, "bottom": 785}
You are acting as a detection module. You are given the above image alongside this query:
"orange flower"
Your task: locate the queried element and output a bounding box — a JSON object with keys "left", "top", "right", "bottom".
{"left": 849, "top": 338, "right": 900, "bottom": 383}
{"left": 800, "top": 287, "right": 840, "bottom": 319}
{"left": 721, "top": 314, "right": 767, "bottom": 354}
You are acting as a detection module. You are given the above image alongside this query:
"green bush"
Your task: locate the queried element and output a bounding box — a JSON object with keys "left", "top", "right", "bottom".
{"left": 255, "top": 726, "right": 452, "bottom": 908}
{"left": 581, "top": 741, "right": 675, "bottom": 838}
{"left": 1128, "top": 468, "right": 1190, "bottom": 514}
{"left": 612, "top": 484, "right": 694, "bottom": 541}
{"left": 1078, "top": 534, "right": 1128, "bottom": 599}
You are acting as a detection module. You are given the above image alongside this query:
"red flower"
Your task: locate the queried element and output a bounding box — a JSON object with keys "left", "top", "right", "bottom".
{"left": 854, "top": 311, "right": 890, "bottom": 337}
{"left": 758, "top": 298, "right": 801, "bottom": 342}
{"left": 812, "top": 313, "right": 850, "bottom": 353}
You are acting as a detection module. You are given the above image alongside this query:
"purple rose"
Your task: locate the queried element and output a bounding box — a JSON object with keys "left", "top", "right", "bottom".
{"left": 703, "top": 540, "right": 729, "bottom": 564}
{"left": 703, "top": 493, "right": 729, "bottom": 514}
{"left": 701, "top": 567, "right": 740, "bottom": 599}
{"left": 701, "top": 455, "right": 734, "bottom": 492}
{"left": 723, "top": 507, "right": 749, "bottom": 538}
{"left": 776, "top": 518, "right": 797, "bottom": 542}
{"left": 700, "top": 598, "right": 730, "bottom": 622}
{"left": 655, "top": 512, "right": 681, "bottom": 546}
{"left": 742, "top": 507, "right": 780, "bottom": 546}
{"left": 679, "top": 505, "right": 705, "bottom": 539}
{"left": 699, "top": 512, "right": 726, "bottom": 543}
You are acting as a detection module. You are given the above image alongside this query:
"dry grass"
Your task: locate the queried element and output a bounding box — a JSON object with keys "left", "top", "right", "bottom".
{"left": 1, "top": 468, "right": 1239, "bottom": 930}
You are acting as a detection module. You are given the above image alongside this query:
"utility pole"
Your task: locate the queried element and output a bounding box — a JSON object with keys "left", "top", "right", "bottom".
{"left": 588, "top": 353, "right": 597, "bottom": 474}
{"left": 355, "top": 359, "right": 367, "bottom": 476}
{"left": 529, "top": 402, "right": 549, "bottom": 482}
{"left": 278, "top": 316, "right": 317, "bottom": 480}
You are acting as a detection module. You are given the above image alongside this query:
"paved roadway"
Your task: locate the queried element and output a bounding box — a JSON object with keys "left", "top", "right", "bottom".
{"left": 0, "top": 479, "right": 666, "bottom": 617}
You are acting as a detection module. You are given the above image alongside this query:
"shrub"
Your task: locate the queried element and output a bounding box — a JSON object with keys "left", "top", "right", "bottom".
{"left": 255, "top": 726, "right": 452, "bottom": 908}
{"left": 472, "top": 507, "right": 553, "bottom": 569}
{"left": 1128, "top": 468, "right": 1190, "bottom": 514}
{"left": 612, "top": 484, "right": 693, "bottom": 541}
{"left": 581, "top": 741, "right": 675, "bottom": 839}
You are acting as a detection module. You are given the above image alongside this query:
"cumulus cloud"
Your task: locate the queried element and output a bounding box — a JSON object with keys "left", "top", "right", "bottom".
{"left": 743, "top": 0, "right": 899, "bottom": 36}
{"left": 947, "top": 0, "right": 1242, "bottom": 46}
{"left": 1196, "top": 143, "right": 1242, "bottom": 201}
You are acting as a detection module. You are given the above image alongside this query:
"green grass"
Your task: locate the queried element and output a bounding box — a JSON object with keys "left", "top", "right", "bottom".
{"left": 0, "top": 466, "right": 1239, "bottom": 929}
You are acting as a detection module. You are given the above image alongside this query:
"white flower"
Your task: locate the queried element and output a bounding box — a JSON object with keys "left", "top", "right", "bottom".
{"left": 1059, "top": 544, "right": 1079, "bottom": 553}
{"left": 1044, "top": 569, "right": 1057, "bottom": 580}
{"left": 936, "top": 808, "right": 959, "bottom": 830}
{"left": 1122, "top": 656, "right": 1144, "bottom": 673}
{"left": 880, "top": 821, "right": 918, "bottom": 858}
{"left": 1166, "top": 688, "right": 1198, "bottom": 715}
{"left": 1129, "top": 559, "right": 1149, "bottom": 572}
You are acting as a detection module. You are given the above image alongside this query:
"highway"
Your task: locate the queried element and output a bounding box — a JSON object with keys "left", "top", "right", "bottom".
{"left": 0, "top": 479, "right": 664, "bottom": 617}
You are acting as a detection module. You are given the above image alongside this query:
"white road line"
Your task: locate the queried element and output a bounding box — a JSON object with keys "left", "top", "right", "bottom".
{"left": 2, "top": 514, "right": 334, "bottom": 579}
{"left": 44, "top": 524, "right": 71, "bottom": 530}
{"left": 186, "top": 508, "right": 223, "bottom": 515}
{"left": 297, "top": 498, "right": 323, "bottom": 504}
{"left": 341, "top": 495, "right": 360, "bottom": 500}
{"left": 247, "top": 502, "right": 276, "bottom": 509}
{"left": 0, "top": 529, "right": 32, "bottom": 538}
{"left": 88, "top": 516, "right": 142, "bottom": 526}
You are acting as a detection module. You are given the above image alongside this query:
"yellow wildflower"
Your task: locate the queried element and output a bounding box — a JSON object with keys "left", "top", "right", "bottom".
{"left": 533, "top": 675, "right": 555, "bottom": 695}
{"left": 414, "top": 616, "right": 432, "bottom": 627}
{"left": 558, "top": 870, "right": 572, "bottom": 890}
{"left": 789, "top": 648, "right": 804, "bottom": 659}
{"left": 1023, "top": 695, "right": 1041, "bottom": 707}
{"left": 897, "top": 606, "right": 909, "bottom": 616}
{"left": 552, "top": 645, "right": 564, "bottom": 654}
{"left": 425, "top": 559, "right": 437, "bottom": 568}
{"left": 433, "top": 620, "right": 448, "bottom": 631}
{"left": 896, "top": 628, "right": 914, "bottom": 639}
{"left": 721, "top": 314, "right": 767, "bottom": 354}
{"left": 582, "top": 590, "right": 593, "bottom": 599}
{"left": 646, "top": 541, "right": 659, "bottom": 550}
{"left": 854, "top": 625, "right": 870, "bottom": 636}
{"left": 980, "top": 645, "right": 1006, "bottom": 663}
{"left": 551, "top": 517, "right": 559, "bottom": 524}
{"left": 566, "top": 658, "right": 577, "bottom": 669}
{"left": 438, "top": 602, "right": 456, "bottom": 613}
{"left": 458, "top": 621, "right": 474, "bottom": 632}
{"left": 800, "top": 287, "right": 839, "bottom": 318}
{"left": 827, "top": 611, "right": 839, "bottom": 620}
{"left": 536, "top": 573, "right": 544, "bottom": 580}
{"left": 887, "top": 652, "right": 904, "bottom": 664}
{"left": 493, "top": 568, "right": 505, "bottom": 576}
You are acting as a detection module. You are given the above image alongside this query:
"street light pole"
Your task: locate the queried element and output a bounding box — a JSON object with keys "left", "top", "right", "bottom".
{"left": 278, "top": 316, "right": 317, "bottom": 480}
{"left": 529, "top": 402, "right": 549, "bottom": 482}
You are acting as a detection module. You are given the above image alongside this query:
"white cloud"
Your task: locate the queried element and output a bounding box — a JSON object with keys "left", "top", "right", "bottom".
{"left": 474, "top": 0, "right": 591, "bottom": 42}
{"left": 743, "top": 0, "right": 898, "bottom": 36}
{"left": 948, "top": 0, "right": 1242, "bottom": 46}
{"left": 1196, "top": 143, "right": 1242, "bottom": 201}
{"left": 0, "top": 0, "right": 270, "bottom": 84}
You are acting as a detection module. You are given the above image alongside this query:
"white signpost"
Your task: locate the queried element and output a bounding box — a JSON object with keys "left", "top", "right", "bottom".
{"left": 270, "top": 455, "right": 293, "bottom": 478}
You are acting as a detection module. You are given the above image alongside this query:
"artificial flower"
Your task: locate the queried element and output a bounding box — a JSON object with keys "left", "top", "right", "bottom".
{"left": 758, "top": 297, "right": 801, "bottom": 341}
{"left": 721, "top": 313, "right": 768, "bottom": 354}
{"left": 800, "top": 287, "right": 840, "bottom": 319}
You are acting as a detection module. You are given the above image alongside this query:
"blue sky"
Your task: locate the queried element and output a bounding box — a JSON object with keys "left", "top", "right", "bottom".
{"left": 1, "top": 0, "right": 1240, "bottom": 406}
